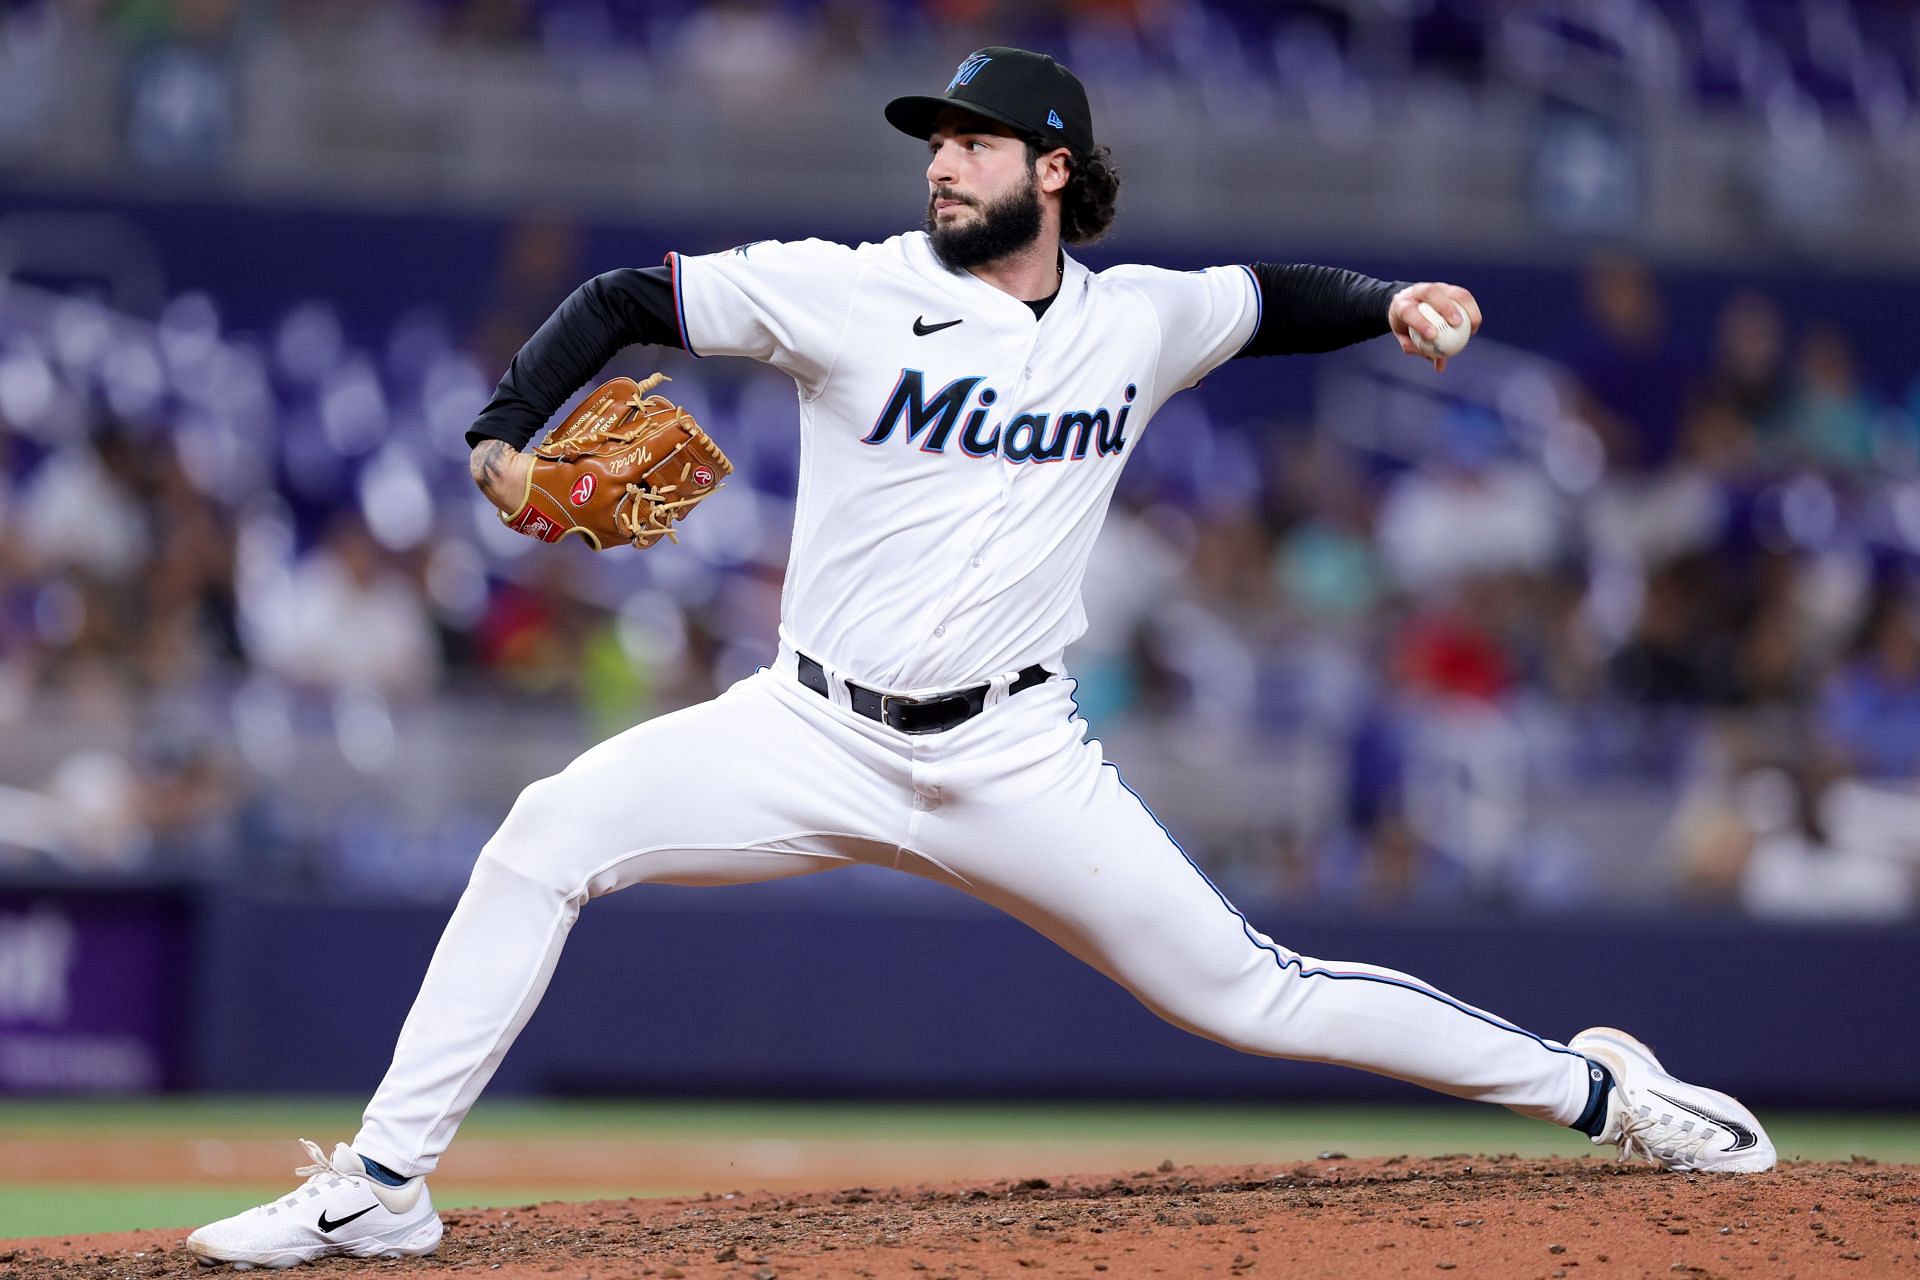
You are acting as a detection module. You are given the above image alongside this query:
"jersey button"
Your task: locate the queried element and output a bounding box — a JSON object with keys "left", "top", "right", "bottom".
{"left": 971, "top": 557, "right": 983, "bottom": 568}
{"left": 933, "top": 625, "right": 946, "bottom": 638}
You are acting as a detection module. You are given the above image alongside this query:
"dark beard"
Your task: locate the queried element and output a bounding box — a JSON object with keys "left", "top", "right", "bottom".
{"left": 925, "top": 174, "right": 1043, "bottom": 271}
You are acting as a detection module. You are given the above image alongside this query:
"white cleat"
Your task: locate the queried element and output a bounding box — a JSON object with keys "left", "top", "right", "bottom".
{"left": 186, "top": 1139, "right": 443, "bottom": 1269}
{"left": 1570, "top": 1026, "right": 1775, "bottom": 1174}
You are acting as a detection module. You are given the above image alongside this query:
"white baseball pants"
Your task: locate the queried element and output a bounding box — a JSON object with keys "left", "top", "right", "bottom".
{"left": 355, "top": 646, "right": 1595, "bottom": 1174}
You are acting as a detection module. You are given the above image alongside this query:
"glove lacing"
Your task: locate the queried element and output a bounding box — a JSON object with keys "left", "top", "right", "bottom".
{"left": 619, "top": 427, "right": 726, "bottom": 545}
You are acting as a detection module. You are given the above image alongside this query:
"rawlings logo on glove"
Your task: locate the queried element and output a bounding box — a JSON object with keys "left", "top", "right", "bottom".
{"left": 501, "top": 374, "right": 732, "bottom": 551}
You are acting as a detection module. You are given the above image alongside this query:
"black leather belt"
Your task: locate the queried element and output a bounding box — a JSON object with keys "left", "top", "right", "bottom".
{"left": 796, "top": 652, "right": 1050, "bottom": 735}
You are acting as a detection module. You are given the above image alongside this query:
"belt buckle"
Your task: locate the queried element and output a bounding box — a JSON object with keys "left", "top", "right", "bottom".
{"left": 879, "top": 692, "right": 918, "bottom": 729}
{"left": 882, "top": 690, "right": 966, "bottom": 734}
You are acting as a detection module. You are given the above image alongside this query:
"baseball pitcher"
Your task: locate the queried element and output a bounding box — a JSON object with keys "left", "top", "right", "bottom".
{"left": 188, "top": 47, "right": 1773, "bottom": 1270}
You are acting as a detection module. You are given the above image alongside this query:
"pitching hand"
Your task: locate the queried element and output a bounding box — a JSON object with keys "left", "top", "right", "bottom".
{"left": 1387, "top": 283, "right": 1482, "bottom": 372}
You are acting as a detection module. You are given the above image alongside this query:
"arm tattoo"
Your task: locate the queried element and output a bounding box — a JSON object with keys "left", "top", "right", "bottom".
{"left": 470, "top": 439, "right": 513, "bottom": 491}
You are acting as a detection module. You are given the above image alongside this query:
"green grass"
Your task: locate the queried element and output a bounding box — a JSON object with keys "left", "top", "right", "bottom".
{"left": 2, "top": 1099, "right": 1914, "bottom": 1241}
{"left": 0, "top": 1185, "right": 643, "bottom": 1242}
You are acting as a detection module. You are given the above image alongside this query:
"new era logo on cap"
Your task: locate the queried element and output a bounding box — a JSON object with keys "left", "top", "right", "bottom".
{"left": 1047, "top": 110, "right": 1063, "bottom": 129}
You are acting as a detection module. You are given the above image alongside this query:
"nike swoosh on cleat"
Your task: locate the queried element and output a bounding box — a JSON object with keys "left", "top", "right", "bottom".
{"left": 912, "top": 316, "right": 963, "bottom": 336}
{"left": 317, "top": 1204, "right": 380, "bottom": 1233}
{"left": 1649, "top": 1089, "right": 1759, "bottom": 1152}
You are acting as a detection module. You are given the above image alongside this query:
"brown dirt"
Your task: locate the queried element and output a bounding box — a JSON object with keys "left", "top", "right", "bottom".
{"left": 7, "top": 1156, "right": 1917, "bottom": 1279}
{"left": 0, "top": 1134, "right": 1387, "bottom": 1193}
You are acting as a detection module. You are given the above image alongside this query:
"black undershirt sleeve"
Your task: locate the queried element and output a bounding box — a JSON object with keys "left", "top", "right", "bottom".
{"left": 1235, "top": 263, "right": 1407, "bottom": 358}
{"left": 466, "top": 265, "right": 683, "bottom": 450}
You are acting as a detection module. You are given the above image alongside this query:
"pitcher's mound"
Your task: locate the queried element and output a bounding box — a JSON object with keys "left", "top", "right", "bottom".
{"left": 10, "top": 1155, "right": 1915, "bottom": 1278}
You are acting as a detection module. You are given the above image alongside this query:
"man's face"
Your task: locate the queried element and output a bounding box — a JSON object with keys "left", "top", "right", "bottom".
{"left": 923, "top": 109, "right": 1043, "bottom": 270}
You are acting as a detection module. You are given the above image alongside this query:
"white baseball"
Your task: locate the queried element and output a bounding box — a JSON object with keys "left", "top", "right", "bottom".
{"left": 1410, "top": 301, "right": 1470, "bottom": 359}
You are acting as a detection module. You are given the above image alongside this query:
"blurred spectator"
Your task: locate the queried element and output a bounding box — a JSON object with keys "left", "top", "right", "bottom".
{"left": 1699, "top": 291, "right": 1788, "bottom": 435}
{"left": 1065, "top": 490, "right": 1190, "bottom": 724}
{"left": 1818, "top": 586, "right": 1920, "bottom": 779}
{"left": 1566, "top": 253, "right": 1694, "bottom": 473}
{"left": 1782, "top": 322, "right": 1880, "bottom": 473}
{"left": 474, "top": 563, "right": 603, "bottom": 697}
{"left": 1677, "top": 760, "right": 1917, "bottom": 922}
{"left": 1392, "top": 586, "right": 1515, "bottom": 705}
{"left": 1275, "top": 517, "right": 1378, "bottom": 628}
{"left": 1608, "top": 553, "right": 1733, "bottom": 706}
{"left": 246, "top": 513, "right": 441, "bottom": 697}
{"left": 16, "top": 423, "right": 147, "bottom": 583}
{"left": 1675, "top": 394, "right": 1760, "bottom": 485}
{"left": 1375, "top": 406, "right": 1559, "bottom": 590}
{"left": 125, "top": 705, "right": 248, "bottom": 871}
{"left": 136, "top": 450, "right": 241, "bottom": 689}
{"left": 1729, "top": 552, "right": 1811, "bottom": 711}
{"left": 1185, "top": 498, "right": 1274, "bottom": 617}
{"left": 1270, "top": 436, "right": 1382, "bottom": 631}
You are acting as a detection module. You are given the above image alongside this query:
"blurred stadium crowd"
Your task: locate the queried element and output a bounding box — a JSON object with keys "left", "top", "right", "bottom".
{"left": 0, "top": 0, "right": 1917, "bottom": 921}
{"left": 3, "top": 240, "right": 1918, "bottom": 920}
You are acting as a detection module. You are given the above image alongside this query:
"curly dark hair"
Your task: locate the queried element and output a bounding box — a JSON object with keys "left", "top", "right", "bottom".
{"left": 1026, "top": 138, "right": 1121, "bottom": 245}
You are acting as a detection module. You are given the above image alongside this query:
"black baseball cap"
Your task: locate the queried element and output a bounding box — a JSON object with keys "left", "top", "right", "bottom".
{"left": 886, "top": 47, "right": 1095, "bottom": 156}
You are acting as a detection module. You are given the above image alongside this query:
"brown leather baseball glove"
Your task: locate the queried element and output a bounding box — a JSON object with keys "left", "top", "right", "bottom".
{"left": 500, "top": 374, "right": 732, "bottom": 550}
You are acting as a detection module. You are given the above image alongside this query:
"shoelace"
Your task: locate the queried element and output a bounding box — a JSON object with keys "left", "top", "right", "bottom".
{"left": 1614, "top": 1103, "right": 1719, "bottom": 1168}
{"left": 277, "top": 1138, "right": 346, "bottom": 1210}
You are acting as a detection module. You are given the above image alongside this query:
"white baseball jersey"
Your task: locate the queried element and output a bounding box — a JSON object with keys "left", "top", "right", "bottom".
{"left": 669, "top": 233, "right": 1260, "bottom": 692}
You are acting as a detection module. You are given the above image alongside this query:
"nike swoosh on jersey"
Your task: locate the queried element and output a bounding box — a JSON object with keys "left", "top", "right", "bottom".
{"left": 912, "top": 316, "right": 964, "bottom": 336}
{"left": 1648, "top": 1088, "right": 1759, "bottom": 1152}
